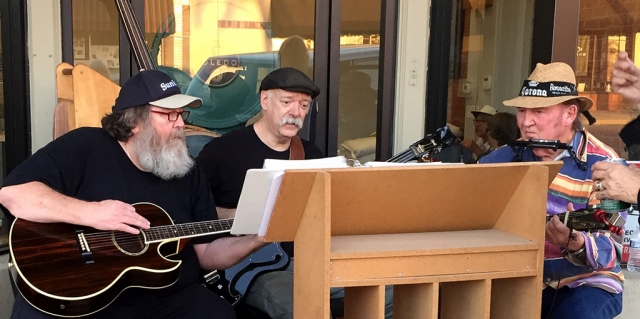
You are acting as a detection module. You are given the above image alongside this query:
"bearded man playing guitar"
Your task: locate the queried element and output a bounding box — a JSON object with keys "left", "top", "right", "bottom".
{"left": 0, "top": 70, "right": 266, "bottom": 319}
{"left": 479, "top": 62, "right": 624, "bottom": 319}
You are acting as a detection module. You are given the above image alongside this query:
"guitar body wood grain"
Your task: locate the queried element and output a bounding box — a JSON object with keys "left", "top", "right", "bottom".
{"left": 9, "top": 203, "right": 181, "bottom": 317}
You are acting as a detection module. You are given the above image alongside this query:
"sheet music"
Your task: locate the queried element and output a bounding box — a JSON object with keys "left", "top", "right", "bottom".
{"left": 230, "top": 156, "right": 350, "bottom": 235}
{"left": 362, "top": 161, "right": 464, "bottom": 167}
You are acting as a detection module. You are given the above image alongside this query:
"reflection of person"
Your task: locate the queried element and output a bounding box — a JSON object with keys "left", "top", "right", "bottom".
{"left": 479, "top": 62, "right": 623, "bottom": 319}
{"left": 1, "top": 70, "right": 265, "bottom": 319}
{"left": 461, "top": 104, "right": 497, "bottom": 157}
{"left": 196, "top": 67, "right": 393, "bottom": 319}
{"left": 593, "top": 51, "right": 640, "bottom": 205}
{"left": 278, "top": 35, "right": 311, "bottom": 78}
{"left": 485, "top": 112, "right": 519, "bottom": 150}
{"left": 338, "top": 70, "right": 377, "bottom": 143}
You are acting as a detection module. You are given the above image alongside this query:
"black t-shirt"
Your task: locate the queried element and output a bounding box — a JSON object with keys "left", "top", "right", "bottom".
{"left": 2, "top": 127, "right": 219, "bottom": 300}
{"left": 195, "top": 125, "right": 323, "bottom": 257}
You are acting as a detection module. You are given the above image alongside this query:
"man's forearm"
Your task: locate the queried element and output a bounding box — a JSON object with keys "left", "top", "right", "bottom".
{"left": 195, "top": 235, "right": 264, "bottom": 270}
{"left": 0, "top": 181, "right": 89, "bottom": 224}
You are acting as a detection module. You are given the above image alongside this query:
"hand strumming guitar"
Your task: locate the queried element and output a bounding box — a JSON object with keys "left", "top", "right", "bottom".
{"left": 87, "top": 199, "right": 150, "bottom": 234}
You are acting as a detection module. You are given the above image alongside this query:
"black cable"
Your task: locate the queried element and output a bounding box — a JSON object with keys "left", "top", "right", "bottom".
{"left": 545, "top": 220, "right": 575, "bottom": 319}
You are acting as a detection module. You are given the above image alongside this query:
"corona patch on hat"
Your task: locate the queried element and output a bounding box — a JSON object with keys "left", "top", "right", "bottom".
{"left": 503, "top": 62, "right": 592, "bottom": 111}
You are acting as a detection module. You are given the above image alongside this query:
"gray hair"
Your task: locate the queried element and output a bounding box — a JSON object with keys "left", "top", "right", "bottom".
{"left": 101, "top": 105, "right": 150, "bottom": 141}
{"left": 561, "top": 99, "right": 584, "bottom": 132}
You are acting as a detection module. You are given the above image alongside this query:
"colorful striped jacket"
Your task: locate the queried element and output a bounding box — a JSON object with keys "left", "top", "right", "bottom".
{"left": 479, "top": 130, "right": 624, "bottom": 293}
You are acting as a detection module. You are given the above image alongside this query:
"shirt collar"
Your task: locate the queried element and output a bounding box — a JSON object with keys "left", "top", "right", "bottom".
{"left": 552, "top": 130, "right": 587, "bottom": 161}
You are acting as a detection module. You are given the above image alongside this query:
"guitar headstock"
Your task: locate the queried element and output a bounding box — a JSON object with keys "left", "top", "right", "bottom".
{"left": 549, "top": 208, "right": 624, "bottom": 235}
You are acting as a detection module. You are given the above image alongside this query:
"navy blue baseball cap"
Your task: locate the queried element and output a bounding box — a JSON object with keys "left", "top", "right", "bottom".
{"left": 113, "top": 69, "right": 202, "bottom": 113}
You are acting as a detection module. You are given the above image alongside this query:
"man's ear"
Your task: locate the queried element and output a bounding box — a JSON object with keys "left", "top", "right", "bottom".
{"left": 260, "top": 91, "right": 269, "bottom": 111}
{"left": 565, "top": 103, "right": 578, "bottom": 126}
{"left": 131, "top": 123, "right": 141, "bottom": 135}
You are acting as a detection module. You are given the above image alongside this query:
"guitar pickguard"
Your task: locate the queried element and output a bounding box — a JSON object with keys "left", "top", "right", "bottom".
{"left": 203, "top": 242, "right": 290, "bottom": 306}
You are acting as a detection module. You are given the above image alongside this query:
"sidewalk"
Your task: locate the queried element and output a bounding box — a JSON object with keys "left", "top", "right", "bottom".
{"left": 618, "top": 268, "right": 640, "bottom": 318}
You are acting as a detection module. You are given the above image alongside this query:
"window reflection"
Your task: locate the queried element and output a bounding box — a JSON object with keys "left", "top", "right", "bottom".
{"left": 577, "top": 1, "right": 640, "bottom": 159}
{"left": 145, "top": 0, "right": 316, "bottom": 135}
{"left": 336, "top": 0, "right": 381, "bottom": 163}
{"left": 72, "top": 0, "right": 120, "bottom": 84}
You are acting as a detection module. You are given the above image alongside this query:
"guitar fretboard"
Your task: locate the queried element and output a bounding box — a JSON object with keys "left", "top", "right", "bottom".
{"left": 144, "top": 219, "right": 234, "bottom": 243}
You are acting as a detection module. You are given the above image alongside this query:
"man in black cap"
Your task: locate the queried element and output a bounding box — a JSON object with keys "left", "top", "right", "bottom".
{"left": 1, "top": 69, "right": 265, "bottom": 319}
{"left": 196, "top": 67, "right": 393, "bottom": 318}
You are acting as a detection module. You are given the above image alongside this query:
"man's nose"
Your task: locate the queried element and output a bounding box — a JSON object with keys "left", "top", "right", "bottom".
{"left": 174, "top": 115, "right": 185, "bottom": 127}
{"left": 520, "top": 111, "right": 534, "bottom": 126}
{"left": 289, "top": 103, "right": 302, "bottom": 116}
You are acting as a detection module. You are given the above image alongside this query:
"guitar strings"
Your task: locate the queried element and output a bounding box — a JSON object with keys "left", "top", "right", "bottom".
{"left": 80, "top": 220, "right": 234, "bottom": 248}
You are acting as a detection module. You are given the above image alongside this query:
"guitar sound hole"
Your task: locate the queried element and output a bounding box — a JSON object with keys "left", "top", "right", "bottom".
{"left": 112, "top": 232, "right": 148, "bottom": 256}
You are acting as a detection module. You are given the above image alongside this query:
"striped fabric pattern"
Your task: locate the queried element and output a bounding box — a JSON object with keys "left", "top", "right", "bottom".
{"left": 479, "top": 130, "right": 624, "bottom": 294}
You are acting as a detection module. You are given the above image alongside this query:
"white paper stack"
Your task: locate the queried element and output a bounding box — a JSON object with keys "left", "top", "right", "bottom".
{"left": 230, "top": 156, "right": 350, "bottom": 235}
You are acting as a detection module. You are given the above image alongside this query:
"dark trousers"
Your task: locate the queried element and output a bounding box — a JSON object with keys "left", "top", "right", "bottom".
{"left": 11, "top": 284, "right": 236, "bottom": 319}
{"left": 541, "top": 286, "right": 622, "bottom": 319}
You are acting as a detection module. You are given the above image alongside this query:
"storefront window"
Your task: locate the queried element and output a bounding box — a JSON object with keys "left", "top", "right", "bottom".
{"left": 445, "top": 0, "right": 534, "bottom": 160}
{"left": 577, "top": 1, "right": 640, "bottom": 159}
{"left": 72, "top": 0, "right": 120, "bottom": 84}
{"left": 336, "top": 0, "right": 381, "bottom": 163}
{"left": 146, "top": 0, "right": 316, "bottom": 136}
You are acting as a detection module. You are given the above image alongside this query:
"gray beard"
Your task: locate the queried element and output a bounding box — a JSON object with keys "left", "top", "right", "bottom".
{"left": 131, "top": 124, "right": 194, "bottom": 180}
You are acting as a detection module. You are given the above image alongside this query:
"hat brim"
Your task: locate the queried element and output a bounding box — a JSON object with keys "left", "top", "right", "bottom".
{"left": 470, "top": 111, "right": 493, "bottom": 117}
{"left": 503, "top": 95, "right": 593, "bottom": 112}
{"left": 150, "top": 94, "right": 202, "bottom": 109}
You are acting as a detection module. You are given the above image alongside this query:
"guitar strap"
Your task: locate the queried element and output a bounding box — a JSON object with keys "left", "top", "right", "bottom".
{"left": 289, "top": 136, "right": 305, "bottom": 160}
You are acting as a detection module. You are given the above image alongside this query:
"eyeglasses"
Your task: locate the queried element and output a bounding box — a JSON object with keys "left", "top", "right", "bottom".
{"left": 473, "top": 119, "right": 487, "bottom": 124}
{"left": 150, "top": 110, "right": 190, "bottom": 122}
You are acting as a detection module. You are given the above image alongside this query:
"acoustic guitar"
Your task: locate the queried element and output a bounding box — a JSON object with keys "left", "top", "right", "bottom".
{"left": 8, "top": 202, "right": 233, "bottom": 317}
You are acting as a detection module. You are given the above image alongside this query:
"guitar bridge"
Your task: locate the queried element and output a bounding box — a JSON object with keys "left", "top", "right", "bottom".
{"left": 203, "top": 270, "right": 220, "bottom": 285}
{"left": 75, "top": 229, "right": 94, "bottom": 264}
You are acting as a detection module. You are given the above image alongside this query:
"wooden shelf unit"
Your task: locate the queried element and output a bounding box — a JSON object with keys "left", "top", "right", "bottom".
{"left": 264, "top": 162, "right": 561, "bottom": 319}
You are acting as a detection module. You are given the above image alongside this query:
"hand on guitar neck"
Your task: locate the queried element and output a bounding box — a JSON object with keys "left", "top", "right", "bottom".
{"left": 545, "top": 203, "right": 625, "bottom": 252}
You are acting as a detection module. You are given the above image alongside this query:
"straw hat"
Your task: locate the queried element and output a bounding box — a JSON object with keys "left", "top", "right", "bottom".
{"left": 471, "top": 105, "right": 498, "bottom": 117}
{"left": 503, "top": 62, "right": 592, "bottom": 111}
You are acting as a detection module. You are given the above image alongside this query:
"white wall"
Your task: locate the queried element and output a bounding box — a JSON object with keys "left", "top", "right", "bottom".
{"left": 27, "top": 0, "right": 62, "bottom": 152}
{"left": 393, "top": 0, "right": 431, "bottom": 153}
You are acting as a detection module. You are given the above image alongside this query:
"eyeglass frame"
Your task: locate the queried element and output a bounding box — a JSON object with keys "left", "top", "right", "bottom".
{"left": 150, "top": 109, "right": 190, "bottom": 122}
{"left": 473, "top": 119, "right": 487, "bottom": 124}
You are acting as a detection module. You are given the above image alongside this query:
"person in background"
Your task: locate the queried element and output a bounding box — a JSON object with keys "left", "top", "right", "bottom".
{"left": 479, "top": 62, "right": 623, "bottom": 319}
{"left": 476, "top": 112, "right": 519, "bottom": 161}
{"left": 461, "top": 104, "right": 498, "bottom": 157}
{"left": 485, "top": 112, "right": 519, "bottom": 149}
{"left": 592, "top": 51, "right": 640, "bottom": 205}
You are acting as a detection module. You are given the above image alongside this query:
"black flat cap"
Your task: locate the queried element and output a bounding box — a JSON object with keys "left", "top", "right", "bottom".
{"left": 259, "top": 67, "right": 320, "bottom": 99}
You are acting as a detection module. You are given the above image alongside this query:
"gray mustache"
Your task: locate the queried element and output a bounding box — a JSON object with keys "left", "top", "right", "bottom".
{"left": 279, "top": 117, "right": 304, "bottom": 128}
